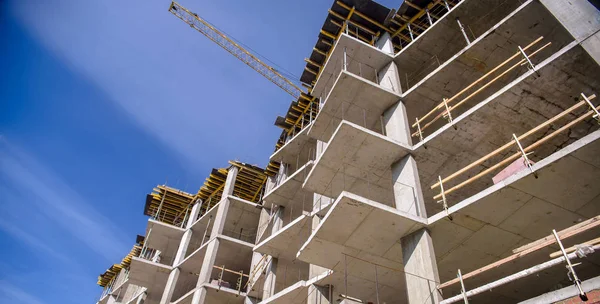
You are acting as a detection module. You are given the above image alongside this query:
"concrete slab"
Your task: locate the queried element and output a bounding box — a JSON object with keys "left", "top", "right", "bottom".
{"left": 178, "top": 239, "right": 209, "bottom": 274}
{"left": 145, "top": 219, "right": 185, "bottom": 264}
{"left": 254, "top": 215, "right": 312, "bottom": 260}
{"left": 262, "top": 161, "right": 314, "bottom": 209}
{"left": 394, "top": 0, "right": 525, "bottom": 89}
{"left": 222, "top": 196, "right": 262, "bottom": 244}
{"left": 259, "top": 270, "right": 331, "bottom": 304}
{"left": 269, "top": 124, "right": 315, "bottom": 165}
{"left": 203, "top": 283, "right": 247, "bottom": 303}
{"left": 428, "top": 130, "right": 600, "bottom": 285}
{"left": 304, "top": 121, "right": 410, "bottom": 204}
{"left": 403, "top": 0, "right": 575, "bottom": 145}
{"left": 313, "top": 33, "right": 393, "bottom": 98}
{"left": 298, "top": 192, "right": 425, "bottom": 266}
{"left": 414, "top": 41, "right": 600, "bottom": 215}
{"left": 129, "top": 257, "right": 172, "bottom": 304}
{"left": 308, "top": 71, "right": 401, "bottom": 143}
{"left": 316, "top": 266, "right": 407, "bottom": 304}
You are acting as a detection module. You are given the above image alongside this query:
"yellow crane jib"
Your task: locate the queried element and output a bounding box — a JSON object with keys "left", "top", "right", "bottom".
{"left": 169, "top": 1, "right": 305, "bottom": 99}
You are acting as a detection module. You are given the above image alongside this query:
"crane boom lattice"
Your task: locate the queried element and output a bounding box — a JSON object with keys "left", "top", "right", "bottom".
{"left": 169, "top": 1, "right": 304, "bottom": 99}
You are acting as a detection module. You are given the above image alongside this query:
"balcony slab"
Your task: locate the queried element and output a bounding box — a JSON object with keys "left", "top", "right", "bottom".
{"left": 254, "top": 214, "right": 312, "bottom": 260}
{"left": 129, "top": 257, "right": 172, "bottom": 303}
{"left": 313, "top": 33, "right": 393, "bottom": 98}
{"left": 298, "top": 192, "right": 425, "bottom": 265}
{"left": 309, "top": 71, "right": 401, "bottom": 143}
{"left": 270, "top": 125, "right": 315, "bottom": 165}
{"left": 304, "top": 121, "right": 410, "bottom": 204}
{"left": 263, "top": 161, "right": 313, "bottom": 209}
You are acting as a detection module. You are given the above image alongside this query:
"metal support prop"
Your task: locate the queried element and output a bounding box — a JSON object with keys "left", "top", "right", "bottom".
{"left": 344, "top": 254, "right": 348, "bottom": 298}
{"left": 552, "top": 229, "right": 588, "bottom": 301}
{"left": 375, "top": 265, "right": 380, "bottom": 304}
{"left": 415, "top": 117, "right": 424, "bottom": 142}
{"left": 581, "top": 93, "right": 600, "bottom": 123}
{"left": 437, "top": 176, "right": 452, "bottom": 220}
{"left": 343, "top": 47, "right": 348, "bottom": 71}
{"left": 237, "top": 270, "right": 243, "bottom": 296}
{"left": 154, "top": 189, "right": 167, "bottom": 220}
{"left": 456, "top": 18, "right": 470, "bottom": 45}
{"left": 444, "top": 0, "right": 451, "bottom": 11}
{"left": 512, "top": 133, "right": 536, "bottom": 177}
{"left": 408, "top": 23, "right": 415, "bottom": 41}
{"left": 518, "top": 45, "right": 535, "bottom": 70}
{"left": 218, "top": 265, "right": 225, "bottom": 290}
{"left": 458, "top": 269, "right": 469, "bottom": 304}
{"left": 442, "top": 98, "right": 453, "bottom": 123}
{"left": 202, "top": 215, "right": 213, "bottom": 245}
{"left": 426, "top": 9, "right": 433, "bottom": 26}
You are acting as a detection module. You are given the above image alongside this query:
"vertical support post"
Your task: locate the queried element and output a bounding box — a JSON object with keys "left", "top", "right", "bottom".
{"left": 582, "top": 93, "right": 600, "bottom": 122}
{"left": 437, "top": 175, "right": 452, "bottom": 220}
{"left": 426, "top": 9, "right": 433, "bottom": 26}
{"left": 408, "top": 23, "right": 415, "bottom": 40}
{"left": 458, "top": 269, "right": 469, "bottom": 304}
{"left": 512, "top": 133, "right": 536, "bottom": 177}
{"left": 456, "top": 18, "right": 470, "bottom": 45}
{"left": 443, "top": 0, "right": 451, "bottom": 11}
{"left": 442, "top": 98, "right": 453, "bottom": 123}
{"left": 343, "top": 46, "right": 348, "bottom": 71}
{"left": 518, "top": 45, "right": 535, "bottom": 70}
{"left": 552, "top": 229, "right": 588, "bottom": 301}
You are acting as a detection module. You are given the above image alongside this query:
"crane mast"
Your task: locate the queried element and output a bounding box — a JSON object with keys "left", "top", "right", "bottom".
{"left": 169, "top": 1, "right": 305, "bottom": 99}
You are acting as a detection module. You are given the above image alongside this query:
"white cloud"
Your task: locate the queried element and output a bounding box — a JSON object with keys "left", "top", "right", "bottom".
{"left": 0, "top": 139, "right": 128, "bottom": 261}
{"left": 0, "top": 281, "right": 45, "bottom": 304}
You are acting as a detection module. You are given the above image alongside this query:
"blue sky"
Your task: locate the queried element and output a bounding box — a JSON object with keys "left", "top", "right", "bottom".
{"left": 0, "top": 0, "right": 399, "bottom": 303}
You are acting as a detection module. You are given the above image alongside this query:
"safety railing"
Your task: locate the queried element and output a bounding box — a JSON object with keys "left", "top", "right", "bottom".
{"left": 412, "top": 36, "right": 551, "bottom": 142}
{"left": 248, "top": 261, "right": 309, "bottom": 300}
{"left": 400, "top": 0, "right": 524, "bottom": 89}
{"left": 122, "top": 286, "right": 146, "bottom": 304}
{"left": 209, "top": 264, "right": 249, "bottom": 296}
{"left": 319, "top": 48, "right": 383, "bottom": 108}
{"left": 431, "top": 93, "right": 599, "bottom": 214}
{"left": 439, "top": 220, "right": 600, "bottom": 303}
{"left": 222, "top": 227, "right": 257, "bottom": 244}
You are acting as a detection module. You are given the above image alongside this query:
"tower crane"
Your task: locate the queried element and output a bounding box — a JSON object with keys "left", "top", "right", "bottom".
{"left": 168, "top": 1, "right": 306, "bottom": 99}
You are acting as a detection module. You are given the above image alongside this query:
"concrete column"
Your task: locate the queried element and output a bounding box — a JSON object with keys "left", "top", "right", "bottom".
{"left": 307, "top": 284, "right": 332, "bottom": 304}
{"left": 262, "top": 257, "right": 278, "bottom": 299}
{"left": 187, "top": 200, "right": 202, "bottom": 228}
{"left": 191, "top": 238, "right": 220, "bottom": 304}
{"left": 106, "top": 295, "right": 117, "bottom": 304}
{"left": 401, "top": 229, "right": 441, "bottom": 304}
{"left": 375, "top": 32, "right": 394, "bottom": 54}
{"left": 135, "top": 291, "right": 147, "bottom": 304}
{"left": 377, "top": 62, "right": 402, "bottom": 94}
{"left": 384, "top": 94, "right": 440, "bottom": 303}
{"left": 540, "top": 0, "right": 600, "bottom": 64}
{"left": 391, "top": 156, "right": 426, "bottom": 216}
{"left": 159, "top": 268, "right": 180, "bottom": 304}
{"left": 191, "top": 166, "right": 239, "bottom": 304}
{"left": 307, "top": 215, "right": 332, "bottom": 304}
{"left": 261, "top": 206, "right": 284, "bottom": 299}
{"left": 383, "top": 101, "right": 412, "bottom": 146}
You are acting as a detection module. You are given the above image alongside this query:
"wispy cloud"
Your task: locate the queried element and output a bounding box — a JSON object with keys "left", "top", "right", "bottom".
{"left": 0, "top": 221, "right": 70, "bottom": 264}
{"left": 0, "top": 281, "right": 45, "bottom": 304}
{"left": 0, "top": 139, "right": 128, "bottom": 261}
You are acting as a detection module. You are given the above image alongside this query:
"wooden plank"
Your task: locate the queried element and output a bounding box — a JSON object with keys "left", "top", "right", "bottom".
{"left": 514, "top": 215, "right": 600, "bottom": 253}
{"left": 549, "top": 237, "right": 600, "bottom": 258}
{"left": 438, "top": 215, "right": 600, "bottom": 289}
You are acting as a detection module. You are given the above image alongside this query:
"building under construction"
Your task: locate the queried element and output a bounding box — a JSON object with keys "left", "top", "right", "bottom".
{"left": 96, "top": 0, "right": 600, "bottom": 303}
